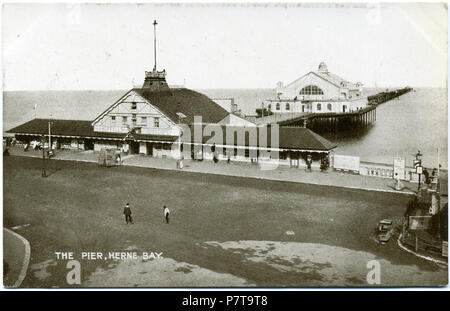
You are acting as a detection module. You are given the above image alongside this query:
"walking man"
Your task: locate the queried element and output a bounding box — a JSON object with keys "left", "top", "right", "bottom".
{"left": 163, "top": 206, "right": 170, "bottom": 224}
{"left": 124, "top": 203, "right": 133, "bottom": 224}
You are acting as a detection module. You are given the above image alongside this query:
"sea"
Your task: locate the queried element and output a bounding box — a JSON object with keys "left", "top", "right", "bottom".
{"left": 2, "top": 87, "right": 447, "bottom": 168}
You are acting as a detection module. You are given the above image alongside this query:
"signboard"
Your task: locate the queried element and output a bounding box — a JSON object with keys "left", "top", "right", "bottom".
{"left": 408, "top": 216, "right": 432, "bottom": 230}
{"left": 333, "top": 155, "right": 360, "bottom": 172}
{"left": 393, "top": 157, "right": 406, "bottom": 180}
{"left": 416, "top": 166, "right": 423, "bottom": 174}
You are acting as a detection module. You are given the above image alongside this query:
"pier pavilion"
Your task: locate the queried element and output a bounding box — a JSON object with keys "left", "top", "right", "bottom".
{"left": 263, "top": 62, "right": 367, "bottom": 115}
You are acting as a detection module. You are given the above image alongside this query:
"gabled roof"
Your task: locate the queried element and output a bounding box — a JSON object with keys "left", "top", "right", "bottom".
{"left": 314, "top": 71, "right": 357, "bottom": 89}
{"left": 134, "top": 88, "right": 229, "bottom": 125}
{"left": 284, "top": 70, "right": 357, "bottom": 90}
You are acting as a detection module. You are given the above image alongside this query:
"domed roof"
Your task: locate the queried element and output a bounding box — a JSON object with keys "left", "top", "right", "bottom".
{"left": 318, "top": 62, "right": 328, "bottom": 73}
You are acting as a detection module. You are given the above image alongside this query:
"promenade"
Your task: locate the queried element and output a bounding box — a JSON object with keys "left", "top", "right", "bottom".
{"left": 7, "top": 146, "right": 419, "bottom": 195}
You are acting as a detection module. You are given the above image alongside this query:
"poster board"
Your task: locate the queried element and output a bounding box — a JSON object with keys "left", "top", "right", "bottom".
{"left": 333, "top": 155, "right": 360, "bottom": 172}
{"left": 393, "top": 157, "right": 406, "bottom": 180}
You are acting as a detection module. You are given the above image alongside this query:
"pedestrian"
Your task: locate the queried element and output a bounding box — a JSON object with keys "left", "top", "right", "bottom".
{"left": 423, "top": 168, "right": 429, "bottom": 184}
{"left": 163, "top": 205, "right": 170, "bottom": 224}
{"left": 123, "top": 203, "right": 133, "bottom": 224}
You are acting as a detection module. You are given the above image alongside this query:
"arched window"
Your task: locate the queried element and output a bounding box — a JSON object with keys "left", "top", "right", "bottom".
{"left": 285, "top": 103, "right": 290, "bottom": 111}
{"left": 317, "top": 103, "right": 321, "bottom": 111}
{"left": 299, "top": 85, "right": 324, "bottom": 95}
{"left": 327, "top": 103, "right": 332, "bottom": 111}
{"left": 276, "top": 103, "right": 280, "bottom": 110}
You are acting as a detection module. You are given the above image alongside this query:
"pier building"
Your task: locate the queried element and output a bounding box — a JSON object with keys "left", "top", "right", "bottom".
{"left": 7, "top": 21, "right": 337, "bottom": 169}
{"left": 264, "top": 62, "right": 367, "bottom": 114}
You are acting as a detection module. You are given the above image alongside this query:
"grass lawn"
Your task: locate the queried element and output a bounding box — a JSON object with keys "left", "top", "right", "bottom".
{"left": 3, "top": 156, "right": 447, "bottom": 287}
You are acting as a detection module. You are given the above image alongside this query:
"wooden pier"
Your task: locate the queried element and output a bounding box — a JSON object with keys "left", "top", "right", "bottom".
{"left": 367, "top": 87, "right": 413, "bottom": 105}
{"left": 275, "top": 87, "right": 412, "bottom": 133}
{"left": 277, "top": 105, "right": 377, "bottom": 133}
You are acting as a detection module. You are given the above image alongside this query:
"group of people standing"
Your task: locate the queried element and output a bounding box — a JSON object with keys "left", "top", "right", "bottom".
{"left": 123, "top": 203, "right": 170, "bottom": 225}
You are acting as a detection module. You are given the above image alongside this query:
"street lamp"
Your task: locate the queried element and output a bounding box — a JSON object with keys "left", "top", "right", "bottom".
{"left": 414, "top": 150, "right": 423, "bottom": 196}
{"left": 41, "top": 135, "right": 47, "bottom": 177}
{"left": 176, "top": 112, "right": 186, "bottom": 168}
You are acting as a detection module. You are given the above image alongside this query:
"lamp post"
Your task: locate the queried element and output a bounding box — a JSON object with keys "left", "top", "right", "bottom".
{"left": 414, "top": 150, "right": 423, "bottom": 196}
{"left": 41, "top": 135, "right": 47, "bottom": 178}
{"left": 176, "top": 112, "right": 186, "bottom": 168}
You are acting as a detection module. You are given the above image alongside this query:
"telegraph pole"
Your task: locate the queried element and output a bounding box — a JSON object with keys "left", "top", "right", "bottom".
{"left": 48, "top": 121, "right": 52, "bottom": 152}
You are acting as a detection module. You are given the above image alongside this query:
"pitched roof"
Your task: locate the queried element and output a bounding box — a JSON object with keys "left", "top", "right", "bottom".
{"left": 279, "top": 127, "right": 337, "bottom": 150}
{"left": 285, "top": 71, "right": 358, "bottom": 90}
{"left": 133, "top": 88, "right": 230, "bottom": 124}
{"left": 8, "top": 119, "right": 336, "bottom": 151}
{"left": 186, "top": 125, "right": 337, "bottom": 151}
{"left": 7, "top": 119, "right": 94, "bottom": 137}
{"left": 7, "top": 119, "right": 177, "bottom": 142}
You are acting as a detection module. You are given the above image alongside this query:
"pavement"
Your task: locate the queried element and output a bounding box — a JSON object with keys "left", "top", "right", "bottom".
{"left": 6, "top": 146, "right": 420, "bottom": 195}
{"left": 3, "top": 228, "right": 31, "bottom": 288}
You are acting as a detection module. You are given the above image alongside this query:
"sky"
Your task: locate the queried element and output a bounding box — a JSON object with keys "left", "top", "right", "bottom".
{"left": 2, "top": 2, "right": 448, "bottom": 90}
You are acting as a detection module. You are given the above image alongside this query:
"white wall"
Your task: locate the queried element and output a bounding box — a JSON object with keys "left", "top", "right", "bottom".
{"left": 93, "top": 90, "right": 177, "bottom": 136}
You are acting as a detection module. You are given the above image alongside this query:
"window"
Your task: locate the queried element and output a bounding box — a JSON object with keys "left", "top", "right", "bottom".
{"left": 141, "top": 117, "right": 147, "bottom": 126}
{"left": 132, "top": 114, "right": 137, "bottom": 126}
{"left": 317, "top": 103, "right": 321, "bottom": 111}
{"left": 122, "top": 116, "right": 127, "bottom": 125}
{"left": 299, "top": 85, "right": 324, "bottom": 95}
{"left": 276, "top": 103, "right": 280, "bottom": 110}
{"left": 244, "top": 148, "right": 249, "bottom": 158}
{"left": 268, "top": 104, "right": 271, "bottom": 110}
{"left": 154, "top": 117, "right": 160, "bottom": 128}
{"left": 111, "top": 116, "right": 116, "bottom": 125}
{"left": 286, "top": 103, "right": 290, "bottom": 111}
{"left": 131, "top": 102, "right": 137, "bottom": 110}
{"left": 327, "top": 103, "right": 332, "bottom": 111}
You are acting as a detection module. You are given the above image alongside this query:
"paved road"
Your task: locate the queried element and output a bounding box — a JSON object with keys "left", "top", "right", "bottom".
{"left": 3, "top": 155, "right": 447, "bottom": 287}
{"left": 7, "top": 146, "right": 420, "bottom": 194}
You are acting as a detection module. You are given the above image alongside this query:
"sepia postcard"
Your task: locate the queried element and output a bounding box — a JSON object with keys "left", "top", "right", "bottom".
{"left": 1, "top": 2, "right": 448, "bottom": 290}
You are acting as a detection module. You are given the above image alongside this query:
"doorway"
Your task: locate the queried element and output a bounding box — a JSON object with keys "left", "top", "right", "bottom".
{"left": 130, "top": 141, "right": 140, "bottom": 154}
